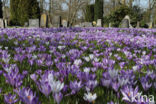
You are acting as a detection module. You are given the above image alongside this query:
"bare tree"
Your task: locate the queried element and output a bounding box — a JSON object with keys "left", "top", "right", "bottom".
{"left": 148, "top": 0, "right": 156, "bottom": 22}
{"left": 62, "top": 0, "right": 90, "bottom": 25}
{"left": 2, "top": 0, "right": 9, "bottom": 19}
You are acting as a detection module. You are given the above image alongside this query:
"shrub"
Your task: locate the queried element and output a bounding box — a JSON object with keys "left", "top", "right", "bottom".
{"left": 94, "top": 0, "right": 103, "bottom": 22}
{"left": 85, "top": 4, "right": 94, "bottom": 22}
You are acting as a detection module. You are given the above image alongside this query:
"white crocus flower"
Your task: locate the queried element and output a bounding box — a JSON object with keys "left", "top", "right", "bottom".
{"left": 132, "top": 66, "right": 139, "bottom": 72}
{"left": 61, "top": 54, "right": 66, "bottom": 58}
{"left": 4, "top": 66, "right": 12, "bottom": 73}
{"left": 84, "top": 67, "right": 90, "bottom": 73}
{"left": 89, "top": 54, "right": 94, "bottom": 60}
{"left": 108, "top": 70, "right": 118, "bottom": 79}
{"left": 32, "top": 55, "right": 37, "bottom": 59}
{"left": 83, "top": 92, "right": 97, "bottom": 103}
{"left": 49, "top": 80, "right": 64, "bottom": 93}
{"left": 94, "top": 57, "right": 99, "bottom": 62}
{"left": 48, "top": 73, "right": 64, "bottom": 93}
{"left": 5, "top": 47, "right": 8, "bottom": 50}
{"left": 58, "top": 46, "right": 66, "bottom": 50}
{"left": 74, "top": 59, "right": 82, "bottom": 66}
{"left": 142, "top": 51, "right": 146, "bottom": 55}
{"left": 83, "top": 57, "right": 90, "bottom": 62}
{"left": 48, "top": 73, "right": 54, "bottom": 82}
{"left": 2, "top": 54, "right": 11, "bottom": 64}
{"left": 109, "top": 53, "right": 112, "bottom": 56}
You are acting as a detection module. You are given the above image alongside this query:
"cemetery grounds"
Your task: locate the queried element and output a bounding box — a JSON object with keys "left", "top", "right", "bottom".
{"left": 0, "top": 27, "right": 155, "bottom": 104}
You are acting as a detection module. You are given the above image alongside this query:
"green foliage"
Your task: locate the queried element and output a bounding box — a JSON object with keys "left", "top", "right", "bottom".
{"left": 29, "top": 0, "right": 40, "bottom": 19}
{"left": 140, "top": 21, "right": 149, "bottom": 28}
{"left": 94, "top": 0, "right": 103, "bottom": 22}
{"left": 10, "top": 0, "right": 20, "bottom": 25}
{"left": 10, "top": 0, "right": 40, "bottom": 26}
{"left": 85, "top": 4, "right": 94, "bottom": 22}
{"left": 107, "top": 5, "right": 131, "bottom": 27}
{"left": 17, "top": 0, "right": 30, "bottom": 26}
{"left": 130, "top": 5, "right": 144, "bottom": 27}
{"left": 0, "top": 0, "right": 2, "bottom": 18}
{"left": 104, "top": 5, "right": 144, "bottom": 27}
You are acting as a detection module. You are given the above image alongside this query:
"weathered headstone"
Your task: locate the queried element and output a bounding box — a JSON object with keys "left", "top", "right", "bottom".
{"left": 0, "top": 19, "right": 4, "bottom": 28}
{"left": 40, "top": 14, "right": 47, "bottom": 28}
{"left": 4, "top": 19, "right": 7, "bottom": 28}
{"left": 97, "top": 19, "right": 102, "bottom": 27}
{"left": 29, "top": 19, "right": 39, "bottom": 28}
{"left": 120, "top": 15, "right": 132, "bottom": 28}
{"left": 52, "top": 16, "right": 62, "bottom": 27}
{"left": 24, "top": 22, "right": 28, "bottom": 27}
{"left": 136, "top": 21, "right": 140, "bottom": 28}
{"left": 74, "top": 25, "right": 80, "bottom": 27}
{"left": 109, "top": 23, "right": 112, "bottom": 28}
{"left": 121, "top": 19, "right": 129, "bottom": 28}
{"left": 81, "top": 22, "right": 92, "bottom": 27}
{"left": 62, "top": 20, "right": 68, "bottom": 27}
{"left": 149, "top": 22, "right": 153, "bottom": 29}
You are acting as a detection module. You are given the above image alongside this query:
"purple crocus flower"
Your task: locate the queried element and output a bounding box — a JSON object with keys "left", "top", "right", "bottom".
{"left": 14, "top": 87, "right": 40, "bottom": 104}
{"left": 154, "top": 82, "right": 156, "bottom": 89}
{"left": 85, "top": 80, "right": 98, "bottom": 91}
{"left": 121, "top": 86, "right": 140, "bottom": 103}
{"left": 38, "top": 82, "right": 51, "bottom": 97}
{"left": 31, "top": 72, "right": 51, "bottom": 97}
{"left": 53, "top": 92, "right": 63, "bottom": 104}
{"left": 107, "top": 101, "right": 118, "bottom": 104}
{"left": 3, "top": 65, "right": 24, "bottom": 88}
{"left": 30, "top": 73, "right": 38, "bottom": 81}
{"left": 112, "top": 82, "right": 120, "bottom": 92}
{"left": 140, "top": 76, "right": 152, "bottom": 91}
{"left": 4, "top": 93, "right": 18, "bottom": 104}
{"left": 0, "top": 88, "right": 2, "bottom": 94}
{"left": 69, "top": 81, "right": 82, "bottom": 94}
{"left": 0, "top": 70, "right": 3, "bottom": 75}
{"left": 101, "top": 79, "right": 111, "bottom": 88}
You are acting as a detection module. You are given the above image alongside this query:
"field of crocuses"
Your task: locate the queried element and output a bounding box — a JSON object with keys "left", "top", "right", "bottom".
{"left": 0, "top": 27, "right": 155, "bottom": 104}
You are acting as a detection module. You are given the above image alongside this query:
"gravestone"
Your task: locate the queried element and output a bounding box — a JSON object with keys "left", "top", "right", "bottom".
{"left": 4, "top": 19, "right": 7, "bottom": 28}
{"left": 52, "top": 16, "right": 62, "bottom": 27}
{"left": 109, "top": 23, "right": 112, "bottom": 28}
{"left": 120, "top": 15, "right": 132, "bottom": 28}
{"left": 81, "top": 22, "right": 92, "bottom": 27}
{"left": 97, "top": 19, "right": 102, "bottom": 27}
{"left": 29, "top": 19, "right": 39, "bottom": 28}
{"left": 136, "top": 21, "right": 140, "bottom": 28}
{"left": 0, "top": 19, "right": 4, "bottom": 28}
{"left": 74, "top": 25, "right": 80, "bottom": 27}
{"left": 62, "top": 20, "right": 68, "bottom": 27}
{"left": 24, "top": 22, "right": 28, "bottom": 27}
{"left": 121, "top": 19, "right": 129, "bottom": 28}
{"left": 40, "top": 14, "right": 47, "bottom": 28}
{"left": 149, "top": 22, "right": 153, "bottom": 29}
